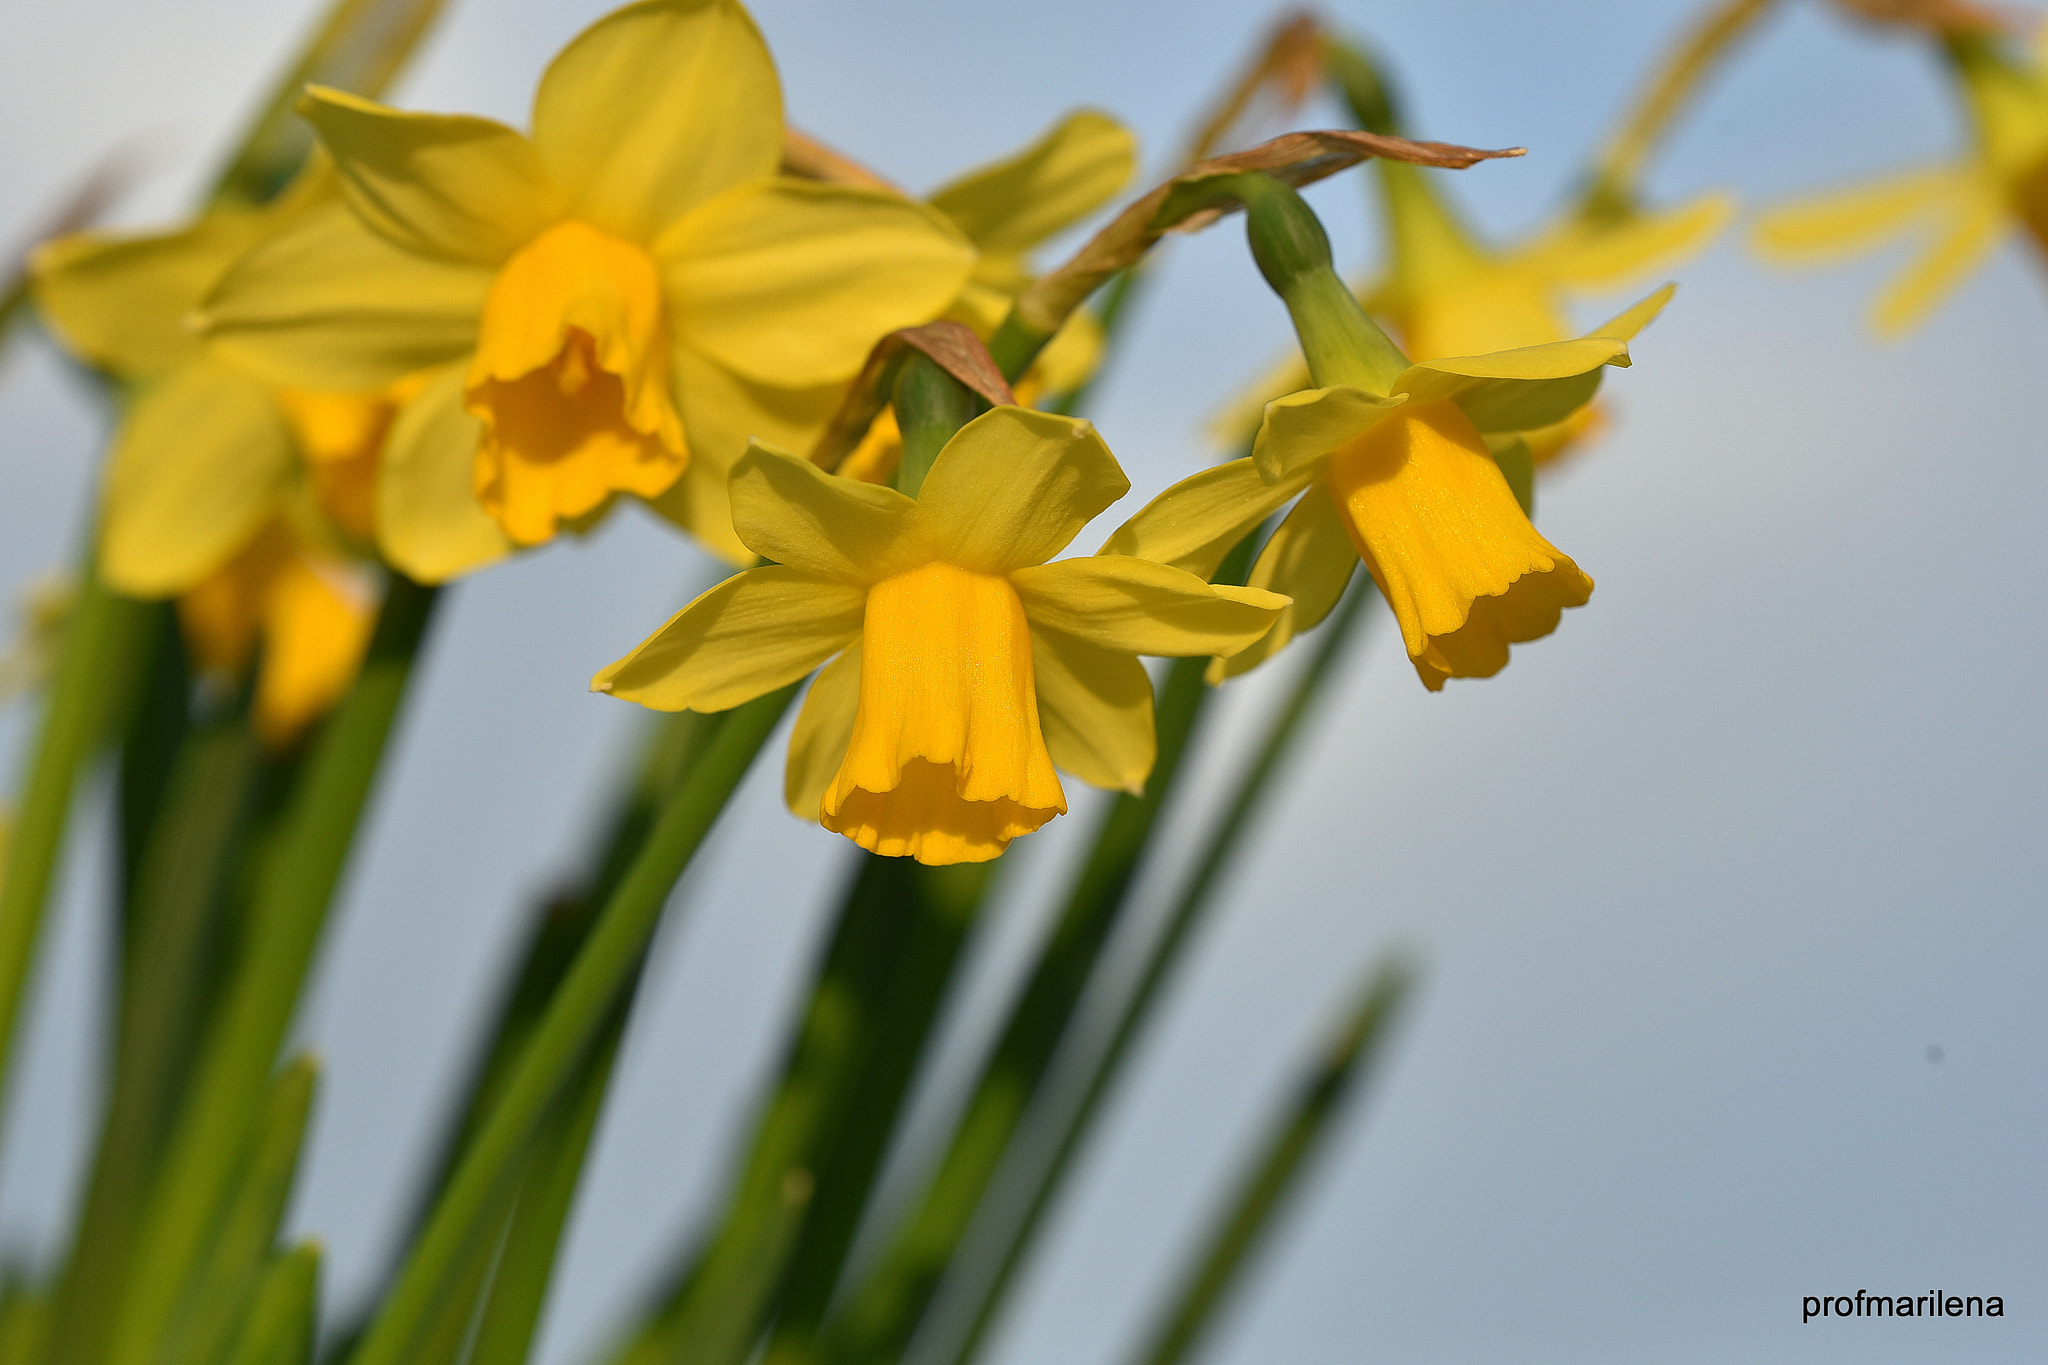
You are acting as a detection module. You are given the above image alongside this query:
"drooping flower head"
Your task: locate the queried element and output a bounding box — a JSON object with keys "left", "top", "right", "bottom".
{"left": 594, "top": 408, "right": 1285, "bottom": 864}
{"left": 1753, "top": 17, "right": 2048, "bottom": 335}
{"left": 31, "top": 178, "right": 387, "bottom": 746}
{"left": 199, "top": 0, "right": 976, "bottom": 576}
{"left": 1112, "top": 290, "right": 1669, "bottom": 690}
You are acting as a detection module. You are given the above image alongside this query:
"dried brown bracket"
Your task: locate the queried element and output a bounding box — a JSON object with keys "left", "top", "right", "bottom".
{"left": 806, "top": 125, "right": 1525, "bottom": 471}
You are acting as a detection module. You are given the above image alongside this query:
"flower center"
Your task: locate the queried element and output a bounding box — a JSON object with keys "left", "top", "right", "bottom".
{"left": 822, "top": 561, "right": 1066, "bottom": 864}
{"left": 466, "top": 220, "right": 686, "bottom": 545}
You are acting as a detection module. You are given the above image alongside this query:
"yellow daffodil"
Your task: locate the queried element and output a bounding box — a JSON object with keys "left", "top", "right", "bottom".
{"left": 197, "top": 0, "right": 975, "bottom": 573}
{"left": 1113, "top": 289, "right": 1669, "bottom": 690}
{"left": 1215, "top": 160, "right": 1726, "bottom": 461}
{"left": 1753, "top": 24, "right": 2048, "bottom": 335}
{"left": 838, "top": 111, "right": 1137, "bottom": 483}
{"left": 30, "top": 177, "right": 392, "bottom": 746}
{"left": 594, "top": 407, "right": 1286, "bottom": 864}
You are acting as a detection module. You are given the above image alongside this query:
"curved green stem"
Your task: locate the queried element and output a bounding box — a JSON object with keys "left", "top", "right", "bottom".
{"left": 933, "top": 575, "right": 1377, "bottom": 1365}
{"left": 347, "top": 682, "right": 796, "bottom": 1365}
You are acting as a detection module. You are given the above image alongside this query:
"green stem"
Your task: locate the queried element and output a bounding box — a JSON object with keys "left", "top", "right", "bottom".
{"left": 815, "top": 537, "right": 1254, "bottom": 1365}
{"left": 0, "top": 563, "right": 153, "bottom": 1143}
{"left": 1124, "top": 958, "right": 1415, "bottom": 1365}
{"left": 106, "top": 577, "right": 438, "bottom": 1365}
{"left": 347, "top": 682, "right": 797, "bottom": 1365}
{"left": 935, "top": 576, "right": 1377, "bottom": 1365}
{"left": 892, "top": 355, "right": 982, "bottom": 497}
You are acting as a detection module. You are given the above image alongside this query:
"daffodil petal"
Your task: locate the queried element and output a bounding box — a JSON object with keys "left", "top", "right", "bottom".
{"left": 1209, "top": 348, "right": 1309, "bottom": 454}
{"left": 300, "top": 86, "right": 564, "bottom": 264}
{"left": 728, "top": 441, "right": 932, "bottom": 584}
{"left": 593, "top": 565, "right": 862, "bottom": 711}
{"left": 31, "top": 215, "right": 266, "bottom": 377}
{"left": 1513, "top": 192, "right": 1733, "bottom": 287}
{"left": 1587, "top": 283, "right": 1675, "bottom": 342}
{"left": 930, "top": 109, "right": 1137, "bottom": 255}
{"left": 1010, "top": 555, "right": 1286, "bottom": 657}
{"left": 532, "top": 0, "right": 781, "bottom": 243}
{"left": 658, "top": 179, "right": 973, "bottom": 387}
{"left": 783, "top": 642, "right": 860, "bottom": 820}
{"left": 919, "top": 407, "right": 1128, "bottom": 574}
{"left": 1253, "top": 386, "right": 1406, "bottom": 484}
{"left": 1210, "top": 482, "right": 1359, "bottom": 682}
{"left": 1750, "top": 165, "right": 1960, "bottom": 261}
{"left": 377, "top": 363, "right": 513, "bottom": 583}
{"left": 647, "top": 345, "right": 843, "bottom": 564}
{"left": 1872, "top": 179, "right": 2005, "bottom": 337}
{"left": 1396, "top": 337, "right": 1627, "bottom": 434}
{"left": 101, "top": 357, "right": 295, "bottom": 597}
{"left": 1097, "top": 457, "right": 1310, "bottom": 580}
{"left": 1029, "top": 625, "right": 1153, "bottom": 795}
{"left": 199, "top": 202, "right": 491, "bottom": 390}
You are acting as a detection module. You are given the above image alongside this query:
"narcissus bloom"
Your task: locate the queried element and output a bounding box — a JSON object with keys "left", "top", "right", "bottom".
{"left": 595, "top": 407, "right": 1286, "bottom": 863}
{"left": 1215, "top": 160, "right": 1725, "bottom": 465}
{"left": 31, "top": 182, "right": 387, "bottom": 746}
{"left": 1753, "top": 25, "right": 2048, "bottom": 335}
{"left": 199, "top": 0, "right": 974, "bottom": 573}
{"left": 839, "top": 110, "right": 1137, "bottom": 483}
{"left": 1111, "top": 290, "right": 1668, "bottom": 690}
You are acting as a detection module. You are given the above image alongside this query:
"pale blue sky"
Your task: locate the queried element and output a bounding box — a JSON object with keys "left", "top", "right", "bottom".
{"left": 1, "top": 3, "right": 2043, "bottom": 1363}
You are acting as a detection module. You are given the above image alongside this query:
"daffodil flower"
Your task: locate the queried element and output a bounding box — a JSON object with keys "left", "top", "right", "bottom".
{"left": 1753, "top": 25, "right": 2048, "bottom": 335}
{"left": 838, "top": 111, "right": 1137, "bottom": 483}
{"left": 594, "top": 407, "right": 1286, "bottom": 864}
{"left": 30, "top": 177, "right": 391, "bottom": 745}
{"left": 1214, "top": 160, "right": 1726, "bottom": 462}
{"left": 198, "top": 0, "right": 975, "bottom": 573}
{"left": 1113, "top": 289, "right": 1668, "bottom": 690}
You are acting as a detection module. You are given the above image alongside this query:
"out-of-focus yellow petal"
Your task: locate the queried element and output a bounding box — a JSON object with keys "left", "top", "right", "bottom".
{"left": 918, "top": 407, "right": 1127, "bottom": 573}
{"left": 467, "top": 220, "right": 685, "bottom": 544}
{"left": 784, "top": 643, "right": 861, "bottom": 820}
{"left": 1009, "top": 555, "right": 1285, "bottom": 657}
{"left": 531, "top": 0, "right": 781, "bottom": 244}
{"left": 728, "top": 442, "right": 932, "bottom": 584}
{"left": 252, "top": 549, "right": 376, "bottom": 748}
{"left": 102, "top": 357, "right": 296, "bottom": 597}
{"left": 1396, "top": 337, "right": 1628, "bottom": 434}
{"left": 299, "top": 87, "right": 564, "bottom": 264}
{"left": 276, "top": 384, "right": 414, "bottom": 542}
{"left": 592, "top": 565, "right": 862, "bottom": 710}
{"left": 1209, "top": 483, "right": 1358, "bottom": 683}
{"left": 1386, "top": 268, "right": 1568, "bottom": 364}
{"left": 1586, "top": 283, "right": 1676, "bottom": 342}
{"left": 177, "top": 526, "right": 283, "bottom": 677}
{"left": 1097, "top": 457, "right": 1310, "bottom": 580}
{"left": 1872, "top": 177, "right": 2005, "bottom": 336}
{"left": 836, "top": 406, "right": 902, "bottom": 485}
{"left": 1514, "top": 192, "right": 1734, "bottom": 288}
{"left": 1029, "top": 625, "right": 1153, "bottom": 796}
{"left": 822, "top": 562, "right": 1063, "bottom": 864}
{"left": 198, "top": 202, "right": 491, "bottom": 391}
{"left": 1252, "top": 387, "right": 1406, "bottom": 484}
{"left": 1751, "top": 166, "right": 1960, "bottom": 261}
{"left": 1030, "top": 307, "right": 1105, "bottom": 399}
{"left": 648, "top": 345, "right": 843, "bottom": 563}
{"left": 657, "top": 179, "right": 973, "bottom": 387}
{"left": 377, "top": 365, "right": 513, "bottom": 583}
{"left": 31, "top": 214, "right": 268, "bottom": 377}
{"left": 929, "top": 109, "right": 1137, "bottom": 257}
{"left": 1323, "top": 399, "right": 1590, "bottom": 691}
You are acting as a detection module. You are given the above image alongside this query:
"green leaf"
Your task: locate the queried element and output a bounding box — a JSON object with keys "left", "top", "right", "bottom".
{"left": 224, "top": 1244, "right": 320, "bottom": 1365}
{"left": 1123, "top": 958, "right": 1415, "bottom": 1365}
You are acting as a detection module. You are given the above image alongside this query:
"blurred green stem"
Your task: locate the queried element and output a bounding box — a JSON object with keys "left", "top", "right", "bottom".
{"left": 1124, "top": 958, "right": 1415, "bottom": 1365}
{"left": 933, "top": 574, "right": 1376, "bottom": 1365}
{"left": 0, "top": 563, "right": 153, "bottom": 1147}
{"left": 347, "top": 681, "right": 796, "bottom": 1365}
{"left": 106, "top": 577, "right": 438, "bottom": 1365}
